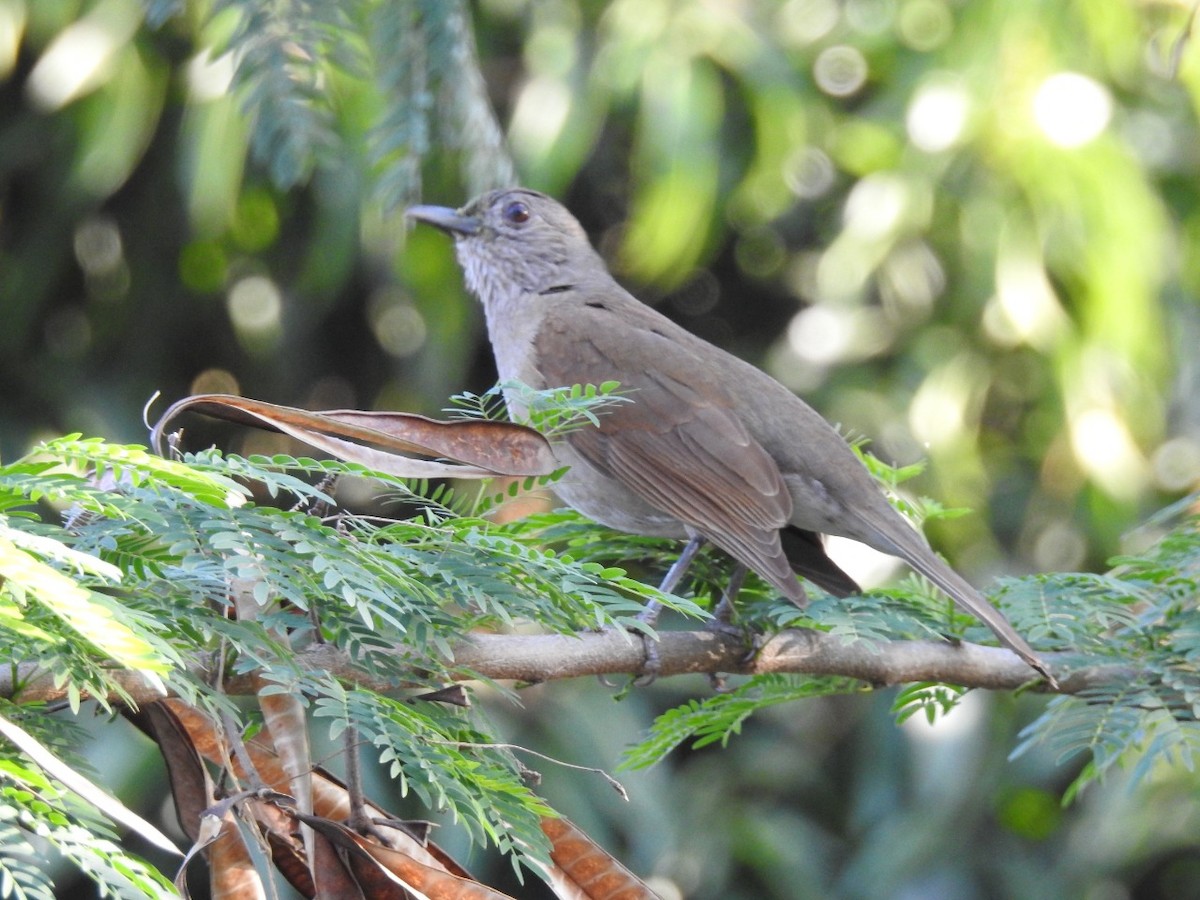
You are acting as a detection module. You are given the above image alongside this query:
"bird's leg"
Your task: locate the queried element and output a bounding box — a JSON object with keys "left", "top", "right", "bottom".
{"left": 707, "top": 565, "right": 753, "bottom": 690}
{"left": 708, "top": 564, "right": 747, "bottom": 636}
{"left": 638, "top": 534, "right": 705, "bottom": 627}
{"left": 635, "top": 535, "right": 705, "bottom": 683}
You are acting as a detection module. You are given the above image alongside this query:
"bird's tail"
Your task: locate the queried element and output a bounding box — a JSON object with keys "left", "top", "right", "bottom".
{"left": 780, "top": 526, "right": 860, "bottom": 598}
{"left": 869, "top": 519, "right": 1056, "bottom": 687}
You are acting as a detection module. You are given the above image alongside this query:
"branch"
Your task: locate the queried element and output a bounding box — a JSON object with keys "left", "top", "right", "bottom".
{"left": 0, "top": 629, "right": 1125, "bottom": 706}
{"left": 449, "top": 629, "right": 1117, "bottom": 692}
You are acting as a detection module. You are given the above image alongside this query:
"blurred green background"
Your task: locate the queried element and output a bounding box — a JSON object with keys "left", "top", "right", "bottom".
{"left": 3, "top": 0, "right": 1200, "bottom": 897}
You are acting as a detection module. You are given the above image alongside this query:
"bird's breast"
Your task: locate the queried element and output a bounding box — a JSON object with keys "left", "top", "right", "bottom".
{"left": 480, "top": 294, "right": 548, "bottom": 403}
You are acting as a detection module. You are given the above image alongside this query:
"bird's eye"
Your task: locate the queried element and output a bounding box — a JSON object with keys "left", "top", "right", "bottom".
{"left": 502, "top": 200, "right": 531, "bottom": 225}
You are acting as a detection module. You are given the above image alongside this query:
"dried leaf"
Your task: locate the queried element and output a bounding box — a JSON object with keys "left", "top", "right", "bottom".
{"left": 152, "top": 393, "right": 556, "bottom": 477}
{"left": 299, "top": 813, "right": 518, "bottom": 900}
{"left": 138, "top": 701, "right": 658, "bottom": 899}
{"left": 201, "top": 815, "right": 264, "bottom": 900}
{"left": 134, "top": 702, "right": 214, "bottom": 843}
{"left": 540, "top": 816, "right": 663, "bottom": 900}
{"left": 159, "top": 700, "right": 469, "bottom": 876}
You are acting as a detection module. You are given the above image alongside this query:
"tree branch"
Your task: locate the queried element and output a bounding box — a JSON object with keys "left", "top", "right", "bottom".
{"left": 0, "top": 629, "right": 1125, "bottom": 706}
{"left": 448, "top": 629, "right": 1118, "bottom": 692}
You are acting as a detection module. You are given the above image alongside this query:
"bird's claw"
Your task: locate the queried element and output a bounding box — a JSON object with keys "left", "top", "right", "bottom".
{"left": 704, "top": 616, "right": 745, "bottom": 641}
{"left": 632, "top": 632, "right": 662, "bottom": 686}
{"left": 735, "top": 629, "right": 768, "bottom": 667}
{"left": 708, "top": 672, "right": 733, "bottom": 693}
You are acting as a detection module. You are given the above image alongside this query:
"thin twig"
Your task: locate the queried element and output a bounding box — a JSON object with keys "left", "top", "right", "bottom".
{"left": 425, "top": 738, "right": 629, "bottom": 800}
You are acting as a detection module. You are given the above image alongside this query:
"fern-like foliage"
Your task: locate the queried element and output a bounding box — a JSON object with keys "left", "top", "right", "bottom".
{"left": 3, "top": 424, "right": 1200, "bottom": 890}
{"left": 892, "top": 681, "right": 970, "bottom": 725}
{"left": 620, "top": 674, "right": 865, "bottom": 770}
{"left": 311, "top": 678, "right": 555, "bottom": 864}
{"left": 447, "top": 380, "right": 633, "bottom": 439}
{"left": 215, "top": 0, "right": 347, "bottom": 186}
{"left": 1007, "top": 504, "right": 1200, "bottom": 799}
{"left": 0, "top": 433, "right": 700, "bottom": 891}
{"left": 0, "top": 702, "right": 176, "bottom": 898}
{"left": 141, "top": 0, "right": 514, "bottom": 203}
{"left": 0, "top": 822, "right": 57, "bottom": 900}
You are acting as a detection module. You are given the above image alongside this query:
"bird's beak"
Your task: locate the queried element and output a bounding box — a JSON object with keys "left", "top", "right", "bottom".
{"left": 405, "top": 205, "right": 481, "bottom": 236}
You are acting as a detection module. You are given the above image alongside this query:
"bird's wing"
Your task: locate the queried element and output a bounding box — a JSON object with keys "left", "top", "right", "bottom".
{"left": 535, "top": 295, "right": 802, "bottom": 601}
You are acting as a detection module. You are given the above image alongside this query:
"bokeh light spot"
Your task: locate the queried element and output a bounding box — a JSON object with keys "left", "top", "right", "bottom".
{"left": 815, "top": 241, "right": 872, "bottom": 303}
{"left": 880, "top": 240, "right": 944, "bottom": 316}
{"left": 305, "top": 376, "right": 357, "bottom": 411}
{"left": 1152, "top": 436, "right": 1200, "bottom": 491}
{"left": 1032, "top": 520, "right": 1087, "bottom": 572}
{"left": 227, "top": 275, "right": 283, "bottom": 341}
{"left": 844, "top": 173, "right": 907, "bottom": 238}
{"left": 897, "top": 0, "right": 953, "bottom": 51}
{"left": 847, "top": 0, "right": 894, "bottom": 34}
{"left": 814, "top": 45, "right": 869, "bottom": 98}
{"left": 909, "top": 355, "right": 984, "bottom": 447}
{"left": 983, "top": 253, "right": 1069, "bottom": 349}
{"left": 1121, "top": 109, "right": 1176, "bottom": 169}
{"left": 778, "top": 0, "right": 840, "bottom": 45}
{"left": 190, "top": 368, "right": 240, "bottom": 396}
{"left": 0, "top": 0, "right": 26, "bottom": 80}
{"left": 907, "top": 78, "right": 969, "bottom": 152}
{"left": 73, "top": 217, "right": 123, "bottom": 277}
{"left": 509, "top": 76, "right": 572, "bottom": 164}
{"left": 1070, "top": 408, "right": 1147, "bottom": 499}
{"left": 669, "top": 270, "right": 720, "bottom": 316}
{"left": 996, "top": 787, "right": 1061, "bottom": 841}
{"left": 186, "top": 48, "right": 235, "bottom": 102}
{"left": 26, "top": 0, "right": 140, "bottom": 110}
{"left": 1033, "top": 72, "right": 1111, "bottom": 148}
{"left": 785, "top": 305, "right": 891, "bottom": 367}
{"left": 373, "top": 303, "right": 428, "bottom": 358}
{"left": 734, "top": 227, "right": 786, "bottom": 278}
{"left": 784, "top": 146, "right": 836, "bottom": 199}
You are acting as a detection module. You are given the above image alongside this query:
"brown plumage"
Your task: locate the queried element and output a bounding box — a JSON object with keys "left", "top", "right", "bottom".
{"left": 408, "top": 188, "right": 1053, "bottom": 684}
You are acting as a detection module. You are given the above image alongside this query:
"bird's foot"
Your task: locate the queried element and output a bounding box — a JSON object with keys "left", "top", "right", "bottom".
{"left": 703, "top": 566, "right": 754, "bottom": 644}
{"left": 704, "top": 615, "right": 745, "bottom": 642}
{"left": 705, "top": 592, "right": 743, "bottom": 639}
{"left": 625, "top": 595, "right": 669, "bottom": 685}
{"left": 632, "top": 633, "right": 662, "bottom": 687}
{"left": 707, "top": 672, "right": 734, "bottom": 693}
{"left": 1028, "top": 657, "right": 1060, "bottom": 691}
{"left": 626, "top": 598, "right": 664, "bottom": 685}
{"left": 738, "top": 630, "right": 768, "bottom": 667}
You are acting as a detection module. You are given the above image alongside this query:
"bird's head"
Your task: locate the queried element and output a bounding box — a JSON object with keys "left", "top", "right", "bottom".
{"left": 406, "top": 189, "right": 601, "bottom": 305}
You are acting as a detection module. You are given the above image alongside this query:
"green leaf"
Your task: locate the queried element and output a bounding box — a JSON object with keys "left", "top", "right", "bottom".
{"left": 0, "top": 529, "right": 169, "bottom": 677}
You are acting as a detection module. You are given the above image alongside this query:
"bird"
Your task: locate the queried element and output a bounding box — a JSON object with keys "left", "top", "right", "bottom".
{"left": 407, "top": 188, "right": 1053, "bottom": 684}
